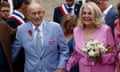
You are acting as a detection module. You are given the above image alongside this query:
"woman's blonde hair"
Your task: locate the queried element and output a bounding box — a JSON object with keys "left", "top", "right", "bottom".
{"left": 61, "top": 14, "right": 78, "bottom": 35}
{"left": 78, "top": 2, "right": 105, "bottom": 28}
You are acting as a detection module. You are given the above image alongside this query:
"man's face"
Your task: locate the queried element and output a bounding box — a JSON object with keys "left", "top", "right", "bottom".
{"left": 0, "top": 7, "right": 10, "bottom": 19}
{"left": 22, "top": 3, "right": 29, "bottom": 15}
{"left": 28, "top": 5, "right": 44, "bottom": 26}
{"left": 65, "top": 0, "right": 75, "bottom": 7}
{"left": 95, "top": 0, "right": 104, "bottom": 11}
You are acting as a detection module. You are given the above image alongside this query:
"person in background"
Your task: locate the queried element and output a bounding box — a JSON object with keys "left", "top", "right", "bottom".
{"left": 66, "top": 2, "right": 116, "bottom": 72}
{"left": 0, "top": 2, "right": 14, "bottom": 72}
{"left": 113, "top": 2, "right": 120, "bottom": 72}
{"left": 7, "top": 0, "right": 30, "bottom": 72}
{"left": 0, "top": 1, "right": 10, "bottom": 22}
{"left": 0, "top": 15, "right": 16, "bottom": 72}
{"left": 12, "top": 2, "right": 69, "bottom": 72}
{"left": 61, "top": 14, "right": 78, "bottom": 72}
{"left": 7, "top": 0, "right": 30, "bottom": 28}
{"left": 53, "top": 0, "right": 81, "bottom": 24}
{"left": 94, "top": 0, "right": 118, "bottom": 32}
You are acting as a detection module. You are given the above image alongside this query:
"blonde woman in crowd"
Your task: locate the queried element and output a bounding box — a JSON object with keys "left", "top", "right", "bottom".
{"left": 67, "top": 2, "right": 116, "bottom": 72}
{"left": 61, "top": 14, "right": 79, "bottom": 72}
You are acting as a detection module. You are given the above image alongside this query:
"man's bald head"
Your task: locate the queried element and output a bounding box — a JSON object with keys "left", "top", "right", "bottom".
{"left": 28, "top": 2, "right": 42, "bottom": 12}
{"left": 27, "top": 2, "right": 45, "bottom": 26}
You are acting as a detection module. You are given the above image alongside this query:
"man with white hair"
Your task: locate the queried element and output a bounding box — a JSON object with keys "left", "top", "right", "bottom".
{"left": 12, "top": 2, "right": 69, "bottom": 72}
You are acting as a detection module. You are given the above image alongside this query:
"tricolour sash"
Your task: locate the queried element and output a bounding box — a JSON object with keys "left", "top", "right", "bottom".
{"left": 59, "top": 4, "right": 70, "bottom": 16}
{"left": 9, "top": 11, "right": 25, "bottom": 25}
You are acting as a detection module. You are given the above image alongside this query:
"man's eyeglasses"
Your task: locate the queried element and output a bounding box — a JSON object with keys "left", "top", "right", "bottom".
{"left": 0, "top": 10, "right": 10, "bottom": 12}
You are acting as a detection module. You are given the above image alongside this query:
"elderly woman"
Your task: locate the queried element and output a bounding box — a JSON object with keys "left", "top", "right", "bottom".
{"left": 67, "top": 2, "right": 117, "bottom": 72}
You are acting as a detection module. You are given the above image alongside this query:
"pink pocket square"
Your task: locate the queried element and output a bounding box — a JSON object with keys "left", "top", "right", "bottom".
{"left": 49, "top": 39, "right": 55, "bottom": 44}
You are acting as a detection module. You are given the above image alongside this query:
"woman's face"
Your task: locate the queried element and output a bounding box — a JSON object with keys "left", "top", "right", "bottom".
{"left": 81, "top": 7, "right": 93, "bottom": 26}
{"left": 66, "top": 21, "right": 76, "bottom": 33}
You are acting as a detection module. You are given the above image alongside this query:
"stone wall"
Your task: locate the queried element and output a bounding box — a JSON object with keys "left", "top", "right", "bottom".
{"left": 33, "top": 0, "right": 119, "bottom": 21}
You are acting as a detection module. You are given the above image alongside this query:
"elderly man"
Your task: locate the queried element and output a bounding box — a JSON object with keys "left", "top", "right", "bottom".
{"left": 12, "top": 2, "right": 69, "bottom": 72}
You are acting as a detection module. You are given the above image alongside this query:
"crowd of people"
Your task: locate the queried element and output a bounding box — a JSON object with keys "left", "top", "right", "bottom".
{"left": 0, "top": 0, "right": 120, "bottom": 72}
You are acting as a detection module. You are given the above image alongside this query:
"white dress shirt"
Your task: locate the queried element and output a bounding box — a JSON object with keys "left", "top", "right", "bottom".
{"left": 65, "top": 3, "right": 75, "bottom": 14}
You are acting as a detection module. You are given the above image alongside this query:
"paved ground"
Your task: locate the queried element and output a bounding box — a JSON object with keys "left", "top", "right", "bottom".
{"left": 33, "top": 0, "right": 119, "bottom": 21}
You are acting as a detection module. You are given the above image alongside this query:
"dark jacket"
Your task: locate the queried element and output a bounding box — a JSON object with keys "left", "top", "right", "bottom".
{"left": 53, "top": 3, "right": 81, "bottom": 24}
{"left": 0, "top": 20, "right": 16, "bottom": 72}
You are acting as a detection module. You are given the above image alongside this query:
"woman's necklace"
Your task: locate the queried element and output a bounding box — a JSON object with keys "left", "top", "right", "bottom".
{"left": 84, "top": 28, "right": 96, "bottom": 41}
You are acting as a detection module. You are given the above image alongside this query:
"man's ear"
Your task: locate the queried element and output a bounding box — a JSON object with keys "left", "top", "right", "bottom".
{"left": 21, "top": 3, "right": 27, "bottom": 9}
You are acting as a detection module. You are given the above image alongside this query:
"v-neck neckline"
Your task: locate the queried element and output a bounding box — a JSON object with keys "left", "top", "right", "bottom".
{"left": 82, "top": 27, "right": 100, "bottom": 43}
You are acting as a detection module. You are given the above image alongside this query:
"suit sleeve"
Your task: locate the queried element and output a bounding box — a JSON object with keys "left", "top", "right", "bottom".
{"left": 12, "top": 26, "right": 22, "bottom": 62}
{"left": 66, "top": 41, "right": 81, "bottom": 72}
{"left": 53, "top": 7, "right": 62, "bottom": 24}
{"left": 101, "top": 27, "right": 117, "bottom": 64}
{"left": 53, "top": 7, "right": 58, "bottom": 22}
{"left": 7, "top": 18, "right": 20, "bottom": 28}
{"left": 56, "top": 24, "right": 69, "bottom": 69}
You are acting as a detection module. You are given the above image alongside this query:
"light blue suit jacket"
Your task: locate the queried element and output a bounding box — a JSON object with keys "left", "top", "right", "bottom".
{"left": 12, "top": 20, "right": 69, "bottom": 72}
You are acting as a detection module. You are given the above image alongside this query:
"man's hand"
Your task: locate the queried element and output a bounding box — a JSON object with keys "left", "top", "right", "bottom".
{"left": 53, "top": 68, "right": 66, "bottom": 72}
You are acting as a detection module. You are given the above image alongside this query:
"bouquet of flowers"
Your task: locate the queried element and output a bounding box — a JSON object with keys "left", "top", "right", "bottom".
{"left": 82, "top": 39, "right": 108, "bottom": 57}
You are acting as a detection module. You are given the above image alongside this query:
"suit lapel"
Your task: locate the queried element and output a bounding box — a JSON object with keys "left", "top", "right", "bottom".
{"left": 74, "top": 4, "right": 80, "bottom": 16}
{"left": 26, "top": 22, "right": 40, "bottom": 56}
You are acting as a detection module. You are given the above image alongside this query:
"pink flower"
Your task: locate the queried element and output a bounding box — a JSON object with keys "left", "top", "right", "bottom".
{"left": 28, "top": 30, "right": 32, "bottom": 36}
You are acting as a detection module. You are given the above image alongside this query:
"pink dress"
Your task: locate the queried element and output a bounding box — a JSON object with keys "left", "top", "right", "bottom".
{"left": 67, "top": 24, "right": 117, "bottom": 72}
{"left": 114, "top": 19, "right": 120, "bottom": 72}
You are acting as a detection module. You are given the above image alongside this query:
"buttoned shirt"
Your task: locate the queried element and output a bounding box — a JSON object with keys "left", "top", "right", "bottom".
{"left": 65, "top": 3, "right": 75, "bottom": 14}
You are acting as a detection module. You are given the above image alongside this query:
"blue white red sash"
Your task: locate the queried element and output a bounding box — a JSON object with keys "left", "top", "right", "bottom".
{"left": 59, "top": 4, "right": 70, "bottom": 16}
{"left": 9, "top": 10, "right": 25, "bottom": 25}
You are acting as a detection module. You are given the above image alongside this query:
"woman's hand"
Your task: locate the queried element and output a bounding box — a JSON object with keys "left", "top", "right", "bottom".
{"left": 91, "top": 55, "right": 102, "bottom": 62}
{"left": 106, "top": 45, "right": 113, "bottom": 53}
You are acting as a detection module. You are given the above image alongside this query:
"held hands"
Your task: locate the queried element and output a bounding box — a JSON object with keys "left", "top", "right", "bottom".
{"left": 53, "top": 68, "right": 66, "bottom": 72}
{"left": 106, "top": 45, "right": 113, "bottom": 53}
{"left": 90, "top": 55, "right": 102, "bottom": 62}
{"left": 90, "top": 47, "right": 102, "bottom": 62}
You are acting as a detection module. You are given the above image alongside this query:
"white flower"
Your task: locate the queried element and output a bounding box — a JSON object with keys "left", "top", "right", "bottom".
{"left": 82, "top": 39, "right": 107, "bottom": 57}
{"left": 88, "top": 49, "right": 96, "bottom": 57}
